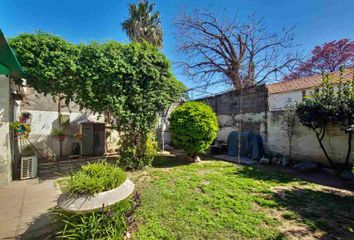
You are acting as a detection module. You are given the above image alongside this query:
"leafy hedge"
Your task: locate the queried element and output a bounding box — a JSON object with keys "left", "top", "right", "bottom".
{"left": 169, "top": 102, "right": 219, "bottom": 157}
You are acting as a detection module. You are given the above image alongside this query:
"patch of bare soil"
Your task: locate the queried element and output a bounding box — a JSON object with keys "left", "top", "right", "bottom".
{"left": 196, "top": 169, "right": 212, "bottom": 176}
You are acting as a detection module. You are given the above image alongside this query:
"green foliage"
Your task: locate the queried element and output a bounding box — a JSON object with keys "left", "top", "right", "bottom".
{"left": 118, "top": 131, "right": 158, "bottom": 170}
{"left": 54, "top": 200, "right": 131, "bottom": 240}
{"left": 296, "top": 74, "right": 337, "bottom": 130}
{"left": 170, "top": 75, "right": 188, "bottom": 100}
{"left": 10, "top": 31, "right": 185, "bottom": 169}
{"left": 122, "top": 0, "right": 163, "bottom": 47}
{"left": 169, "top": 101, "right": 219, "bottom": 157}
{"left": 75, "top": 41, "right": 180, "bottom": 133}
{"left": 296, "top": 69, "right": 354, "bottom": 169}
{"left": 51, "top": 128, "right": 65, "bottom": 137}
{"left": 73, "top": 41, "right": 183, "bottom": 168}
{"left": 9, "top": 32, "right": 78, "bottom": 99}
{"left": 64, "top": 162, "right": 126, "bottom": 195}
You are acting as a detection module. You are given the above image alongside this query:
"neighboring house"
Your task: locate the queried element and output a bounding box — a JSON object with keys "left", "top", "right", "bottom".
{"left": 268, "top": 69, "right": 354, "bottom": 111}
{"left": 0, "top": 29, "right": 24, "bottom": 187}
{"left": 267, "top": 69, "right": 354, "bottom": 165}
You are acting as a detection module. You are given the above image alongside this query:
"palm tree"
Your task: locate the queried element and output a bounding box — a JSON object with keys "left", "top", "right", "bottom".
{"left": 122, "top": 0, "right": 163, "bottom": 47}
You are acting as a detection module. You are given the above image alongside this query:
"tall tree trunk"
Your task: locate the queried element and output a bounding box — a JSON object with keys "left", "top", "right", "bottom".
{"left": 237, "top": 88, "right": 243, "bottom": 164}
{"left": 58, "top": 95, "right": 63, "bottom": 160}
{"left": 288, "top": 137, "right": 292, "bottom": 163}
{"left": 313, "top": 126, "right": 335, "bottom": 169}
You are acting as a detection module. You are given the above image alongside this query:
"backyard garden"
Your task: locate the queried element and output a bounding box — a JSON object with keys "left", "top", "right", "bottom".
{"left": 3, "top": 1, "right": 354, "bottom": 239}
{"left": 49, "top": 100, "right": 354, "bottom": 240}
{"left": 51, "top": 155, "right": 354, "bottom": 240}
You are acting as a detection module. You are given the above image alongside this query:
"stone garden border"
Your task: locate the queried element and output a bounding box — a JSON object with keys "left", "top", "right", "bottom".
{"left": 58, "top": 179, "right": 134, "bottom": 213}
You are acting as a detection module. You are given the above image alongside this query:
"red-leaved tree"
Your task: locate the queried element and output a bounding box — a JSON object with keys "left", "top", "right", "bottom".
{"left": 285, "top": 39, "right": 354, "bottom": 80}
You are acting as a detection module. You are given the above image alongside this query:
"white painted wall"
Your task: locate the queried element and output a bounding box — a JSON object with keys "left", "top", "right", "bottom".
{"left": 269, "top": 85, "right": 341, "bottom": 111}
{"left": 267, "top": 84, "right": 352, "bottom": 166}
{"left": 21, "top": 109, "right": 122, "bottom": 159}
{"left": 23, "top": 110, "right": 96, "bottom": 158}
{"left": 267, "top": 111, "right": 350, "bottom": 166}
{"left": 15, "top": 87, "right": 121, "bottom": 159}
{"left": 0, "top": 76, "right": 12, "bottom": 186}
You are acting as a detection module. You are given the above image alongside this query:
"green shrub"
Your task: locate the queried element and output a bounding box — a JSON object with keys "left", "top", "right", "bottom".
{"left": 54, "top": 200, "right": 131, "bottom": 240}
{"left": 169, "top": 101, "right": 219, "bottom": 158}
{"left": 65, "top": 162, "right": 126, "bottom": 195}
{"left": 118, "top": 131, "right": 158, "bottom": 170}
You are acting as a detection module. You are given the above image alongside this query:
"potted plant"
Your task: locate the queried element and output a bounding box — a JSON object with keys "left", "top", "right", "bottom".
{"left": 52, "top": 128, "right": 66, "bottom": 141}
{"left": 10, "top": 121, "right": 31, "bottom": 138}
{"left": 58, "top": 162, "right": 134, "bottom": 212}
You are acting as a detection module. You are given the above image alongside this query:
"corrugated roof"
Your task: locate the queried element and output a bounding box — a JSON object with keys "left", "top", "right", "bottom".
{"left": 268, "top": 69, "right": 354, "bottom": 94}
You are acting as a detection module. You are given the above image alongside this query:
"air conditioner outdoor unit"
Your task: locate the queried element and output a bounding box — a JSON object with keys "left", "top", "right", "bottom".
{"left": 20, "top": 156, "right": 38, "bottom": 179}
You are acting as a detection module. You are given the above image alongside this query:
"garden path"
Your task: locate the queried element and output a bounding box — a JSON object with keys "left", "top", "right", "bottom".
{"left": 0, "top": 178, "right": 60, "bottom": 239}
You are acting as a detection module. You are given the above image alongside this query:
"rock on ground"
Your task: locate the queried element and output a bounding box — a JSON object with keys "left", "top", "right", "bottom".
{"left": 293, "top": 161, "right": 319, "bottom": 172}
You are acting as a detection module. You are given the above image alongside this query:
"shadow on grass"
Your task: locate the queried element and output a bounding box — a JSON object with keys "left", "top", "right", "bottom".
{"left": 151, "top": 155, "right": 193, "bottom": 168}
{"left": 235, "top": 166, "right": 298, "bottom": 184}
{"left": 273, "top": 187, "right": 354, "bottom": 239}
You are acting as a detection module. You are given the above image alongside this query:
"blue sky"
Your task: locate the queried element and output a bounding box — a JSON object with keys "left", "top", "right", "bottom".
{"left": 1, "top": 0, "right": 354, "bottom": 97}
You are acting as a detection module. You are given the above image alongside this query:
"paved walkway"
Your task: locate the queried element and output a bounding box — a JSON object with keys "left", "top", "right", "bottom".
{"left": 0, "top": 178, "right": 60, "bottom": 239}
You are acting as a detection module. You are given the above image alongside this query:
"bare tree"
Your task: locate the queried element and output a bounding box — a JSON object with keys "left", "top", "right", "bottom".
{"left": 175, "top": 10, "right": 300, "bottom": 89}
{"left": 176, "top": 10, "right": 300, "bottom": 162}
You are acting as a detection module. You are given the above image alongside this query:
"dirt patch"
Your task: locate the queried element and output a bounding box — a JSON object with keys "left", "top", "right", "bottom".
{"left": 196, "top": 169, "right": 212, "bottom": 176}
{"left": 194, "top": 187, "right": 203, "bottom": 193}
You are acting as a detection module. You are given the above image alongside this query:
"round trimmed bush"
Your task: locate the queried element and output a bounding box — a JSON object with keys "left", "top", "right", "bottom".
{"left": 169, "top": 102, "right": 219, "bottom": 158}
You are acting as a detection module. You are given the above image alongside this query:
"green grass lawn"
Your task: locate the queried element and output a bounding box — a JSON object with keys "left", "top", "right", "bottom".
{"left": 129, "top": 156, "right": 354, "bottom": 240}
